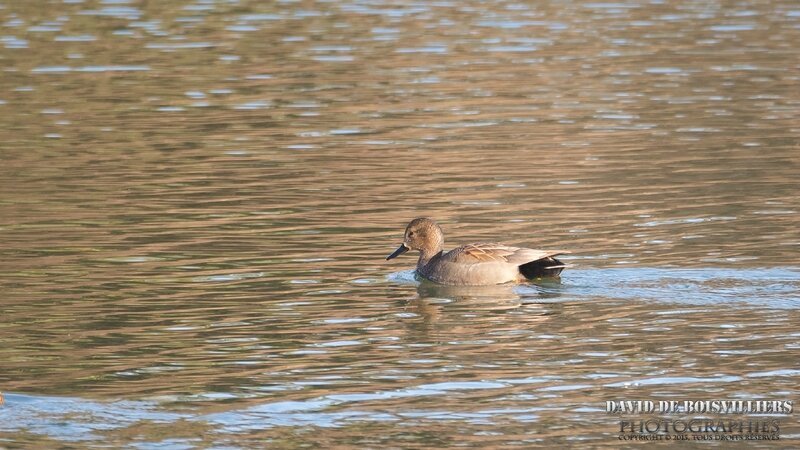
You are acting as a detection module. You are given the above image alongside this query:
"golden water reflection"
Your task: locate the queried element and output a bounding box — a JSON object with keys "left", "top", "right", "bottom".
{"left": 0, "top": 0, "right": 799, "bottom": 447}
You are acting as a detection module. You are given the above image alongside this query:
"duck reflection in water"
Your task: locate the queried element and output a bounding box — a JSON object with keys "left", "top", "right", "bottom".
{"left": 402, "top": 277, "right": 565, "bottom": 325}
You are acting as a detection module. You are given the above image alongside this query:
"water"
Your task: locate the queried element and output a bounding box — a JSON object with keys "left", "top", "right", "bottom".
{"left": 1, "top": 0, "right": 799, "bottom": 447}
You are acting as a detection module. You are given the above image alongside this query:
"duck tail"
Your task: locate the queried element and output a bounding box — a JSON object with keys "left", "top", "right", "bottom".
{"left": 519, "top": 256, "right": 566, "bottom": 279}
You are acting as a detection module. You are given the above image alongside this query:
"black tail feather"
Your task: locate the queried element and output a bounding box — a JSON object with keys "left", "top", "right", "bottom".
{"left": 519, "top": 257, "right": 565, "bottom": 279}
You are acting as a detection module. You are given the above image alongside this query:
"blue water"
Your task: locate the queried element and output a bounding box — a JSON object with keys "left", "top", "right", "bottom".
{"left": 3, "top": 266, "right": 797, "bottom": 445}
{"left": 390, "top": 267, "right": 800, "bottom": 308}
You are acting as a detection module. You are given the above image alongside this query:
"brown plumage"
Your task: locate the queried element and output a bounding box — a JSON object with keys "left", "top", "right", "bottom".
{"left": 386, "top": 218, "right": 568, "bottom": 286}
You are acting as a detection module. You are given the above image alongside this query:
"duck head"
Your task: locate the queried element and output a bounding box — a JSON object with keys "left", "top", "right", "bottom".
{"left": 386, "top": 217, "right": 445, "bottom": 260}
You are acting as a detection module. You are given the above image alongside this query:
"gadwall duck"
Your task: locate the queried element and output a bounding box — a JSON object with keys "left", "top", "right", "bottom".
{"left": 386, "top": 217, "right": 568, "bottom": 286}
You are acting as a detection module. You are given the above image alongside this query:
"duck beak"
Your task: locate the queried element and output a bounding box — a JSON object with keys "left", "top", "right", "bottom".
{"left": 386, "top": 243, "right": 409, "bottom": 260}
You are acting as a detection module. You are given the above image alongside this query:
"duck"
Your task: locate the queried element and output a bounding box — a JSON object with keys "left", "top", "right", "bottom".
{"left": 386, "top": 217, "right": 568, "bottom": 286}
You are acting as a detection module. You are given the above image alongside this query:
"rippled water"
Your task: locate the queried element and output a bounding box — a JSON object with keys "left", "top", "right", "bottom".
{"left": 1, "top": 0, "right": 799, "bottom": 447}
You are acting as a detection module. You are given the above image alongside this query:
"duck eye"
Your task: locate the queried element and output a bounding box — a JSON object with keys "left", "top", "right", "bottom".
{"left": 408, "top": 231, "right": 414, "bottom": 237}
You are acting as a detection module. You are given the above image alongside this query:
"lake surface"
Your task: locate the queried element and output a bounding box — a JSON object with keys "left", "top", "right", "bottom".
{"left": 1, "top": 0, "right": 799, "bottom": 447}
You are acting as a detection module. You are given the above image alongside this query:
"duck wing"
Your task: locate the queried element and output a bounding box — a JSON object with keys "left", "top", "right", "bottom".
{"left": 445, "top": 243, "right": 566, "bottom": 266}
{"left": 422, "top": 243, "right": 569, "bottom": 285}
